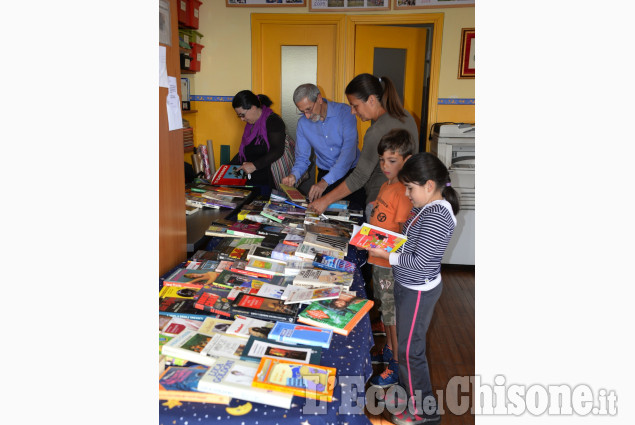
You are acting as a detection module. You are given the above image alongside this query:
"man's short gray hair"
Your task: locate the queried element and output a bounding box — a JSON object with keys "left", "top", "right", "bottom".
{"left": 293, "top": 83, "right": 321, "bottom": 104}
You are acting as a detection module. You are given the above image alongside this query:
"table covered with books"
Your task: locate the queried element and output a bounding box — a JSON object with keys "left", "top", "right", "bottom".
{"left": 159, "top": 182, "right": 375, "bottom": 425}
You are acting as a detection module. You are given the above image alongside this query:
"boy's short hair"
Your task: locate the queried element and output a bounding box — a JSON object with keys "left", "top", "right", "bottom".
{"left": 378, "top": 128, "right": 415, "bottom": 157}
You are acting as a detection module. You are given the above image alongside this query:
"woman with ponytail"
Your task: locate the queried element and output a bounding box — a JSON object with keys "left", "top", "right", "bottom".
{"left": 308, "top": 73, "right": 419, "bottom": 216}
{"left": 231, "top": 90, "right": 287, "bottom": 188}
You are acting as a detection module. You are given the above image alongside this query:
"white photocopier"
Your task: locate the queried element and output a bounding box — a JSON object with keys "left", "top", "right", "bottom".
{"left": 430, "top": 123, "right": 475, "bottom": 265}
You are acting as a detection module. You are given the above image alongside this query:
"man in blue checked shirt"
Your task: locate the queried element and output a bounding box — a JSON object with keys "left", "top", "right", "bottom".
{"left": 282, "top": 84, "right": 365, "bottom": 207}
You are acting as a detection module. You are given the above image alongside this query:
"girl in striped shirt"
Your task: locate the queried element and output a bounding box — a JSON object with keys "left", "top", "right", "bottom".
{"left": 367, "top": 152, "right": 459, "bottom": 425}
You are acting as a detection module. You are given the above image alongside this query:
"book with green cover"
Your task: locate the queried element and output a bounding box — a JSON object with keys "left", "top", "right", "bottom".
{"left": 296, "top": 293, "right": 374, "bottom": 336}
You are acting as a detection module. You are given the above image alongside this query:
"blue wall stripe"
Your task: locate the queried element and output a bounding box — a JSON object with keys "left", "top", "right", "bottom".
{"left": 190, "top": 95, "right": 474, "bottom": 105}
{"left": 437, "top": 98, "right": 475, "bottom": 105}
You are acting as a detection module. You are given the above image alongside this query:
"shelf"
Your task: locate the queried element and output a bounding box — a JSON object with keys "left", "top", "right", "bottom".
{"left": 181, "top": 68, "right": 196, "bottom": 74}
{"left": 182, "top": 109, "right": 198, "bottom": 114}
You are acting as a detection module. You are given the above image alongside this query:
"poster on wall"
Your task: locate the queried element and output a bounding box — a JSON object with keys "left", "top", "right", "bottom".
{"left": 458, "top": 28, "right": 475, "bottom": 79}
{"left": 393, "top": 0, "right": 474, "bottom": 9}
{"left": 309, "top": 0, "right": 389, "bottom": 11}
{"left": 226, "top": 0, "right": 306, "bottom": 6}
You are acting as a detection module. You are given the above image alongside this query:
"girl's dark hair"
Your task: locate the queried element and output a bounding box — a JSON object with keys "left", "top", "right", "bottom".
{"left": 231, "top": 90, "right": 273, "bottom": 109}
{"left": 398, "top": 153, "right": 460, "bottom": 215}
{"left": 378, "top": 128, "right": 415, "bottom": 157}
{"left": 345, "top": 73, "right": 407, "bottom": 122}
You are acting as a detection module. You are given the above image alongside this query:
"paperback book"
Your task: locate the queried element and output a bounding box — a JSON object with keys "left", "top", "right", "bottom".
{"left": 283, "top": 286, "right": 342, "bottom": 305}
{"left": 255, "top": 283, "right": 286, "bottom": 299}
{"left": 211, "top": 164, "right": 249, "bottom": 186}
{"left": 162, "top": 268, "right": 220, "bottom": 289}
{"left": 231, "top": 293, "right": 300, "bottom": 323}
{"left": 225, "top": 315, "right": 275, "bottom": 339}
{"left": 271, "top": 242, "right": 303, "bottom": 262}
{"left": 348, "top": 222, "right": 407, "bottom": 253}
{"left": 312, "top": 254, "right": 356, "bottom": 273}
{"left": 303, "top": 232, "right": 349, "bottom": 254}
{"left": 279, "top": 183, "right": 307, "bottom": 203}
{"left": 247, "top": 245, "right": 286, "bottom": 265}
{"left": 192, "top": 287, "right": 234, "bottom": 317}
{"left": 304, "top": 223, "right": 351, "bottom": 239}
{"left": 252, "top": 357, "right": 337, "bottom": 402}
{"left": 241, "top": 336, "right": 322, "bottom": 364}
{"left": 159, "top": 296, "right": 213, "bottom": 321}
{"left": 245, "top": 257, "right": 286, "bottom": 277}
{"left": 197, "top": 357, "right": 293, "bottom": 409}
{"left": 295, "top": 242, "right": 345, "bottom": 260}
{"left": 296, "top": 293, "right": 374, "bottom": 336}
{"left": 161, "top": 316, "right": 204, "bottom": 336}
{"left": 268, "top": 322, "right": 334, "bottom": 349}
{"left": 159, "top": 285, "right": 199, "bottom": 300}
{"left": 161, "top": 330, "right": 227, "bottom": 366}
{"left": 197, "top": 317, "right": 235, "bottom": 336}
{"left": 292, "top": 269, "right": 354, "bottom": 288}
{"left": 283, "top": 260, "right": 315, "bottom": 276}
{"left": 159, "top": 365, "right": 231, "bottom": 405}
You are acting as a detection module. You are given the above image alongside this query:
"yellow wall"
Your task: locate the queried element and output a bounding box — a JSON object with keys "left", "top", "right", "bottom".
{"left": 185, "top": 2, "right": 474, "bottom": 166}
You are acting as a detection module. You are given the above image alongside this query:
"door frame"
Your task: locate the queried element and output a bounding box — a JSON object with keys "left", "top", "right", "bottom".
{"left": 345, "top": 13, "right": 444, "bottom": 146}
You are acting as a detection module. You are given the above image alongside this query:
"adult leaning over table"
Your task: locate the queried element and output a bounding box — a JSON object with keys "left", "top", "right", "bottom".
{"left": 308, "top": 73, "right": 419, "bottom": 218}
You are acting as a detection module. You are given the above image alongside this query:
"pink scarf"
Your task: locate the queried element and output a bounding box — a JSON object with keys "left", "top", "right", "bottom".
{"left": 238, "top": 105, "right": 272, "bottom": 162}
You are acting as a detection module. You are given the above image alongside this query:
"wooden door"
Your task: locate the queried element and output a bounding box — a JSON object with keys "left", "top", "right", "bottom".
{"left": 354, "top": 25, "right": 427, "bottom": 151}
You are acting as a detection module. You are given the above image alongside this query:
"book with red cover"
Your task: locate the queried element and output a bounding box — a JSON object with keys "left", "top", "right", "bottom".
{"left": 193, "top": 287, "right": 234, "bottom": 317}
{"left": 211, "top": 164, "right": 248, "bottom": 186}
{"left": 231, "top": 293, "right": 299, "bottom": 323}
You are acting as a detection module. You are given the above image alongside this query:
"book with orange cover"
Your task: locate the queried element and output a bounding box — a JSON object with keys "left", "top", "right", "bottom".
{"left": 252, "top": 357, "right": 336, "bottom": 402}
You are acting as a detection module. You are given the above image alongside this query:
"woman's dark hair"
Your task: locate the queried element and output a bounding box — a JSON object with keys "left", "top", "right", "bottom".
{"left": 398, "top": 153, "right": 460, "bottom": 215}
{"left": 378, "top": 128, "right": 415, "bottom": 157}
{"left": 231, "top": 90, "right": 273, "bottom": 109}
{"left": 345, "top": 73, "right": 407, "bottom": 122}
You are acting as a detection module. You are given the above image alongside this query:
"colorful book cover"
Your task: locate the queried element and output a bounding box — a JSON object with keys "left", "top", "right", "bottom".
{"left": 197, "top": 357, "right": 293, "bottom": 409}
{"left": 160, "top": 330, "right": 219, "bottom": 366}
{"left": 192, "top": 287, "right": 233, "bottom": 317}
{"left": 161, "top": 316, "right": 204, "bottom": 336}
{"left": 225, "top": 315, "right": 275, "bottom": 339}
{"left": 312, "top": 254, "right": 356, "bottom": 273}
{"left": 252, "top": 357, "right": 336, "bottom": 402}
{"left": 211, "top": 164, "right": 248, "bottom": 186}
{"left": 231, "top": 293, "right": 299, "bottom": 323}
{"left": 247, "top": 245, "right": 286, "bottom": 265}
{"left": 348, "top": 222, "right": 407, "bottom": 253}
{"left": 197, "top": 317, "right": 235, "bottom": 336}
{"left": 162, "top": 268, "right": 220, "bottom": 289}
{"left": 279, "top": 184, "right": 307, "bottom": 203}
{"left": 303, "top": 232, "right": 349, "bottom": 254}
{"left": 295, "top": 242, "right": 345, "bottom": 260}
{"left": 255, "top": 283, "right": 286, "bottom": 299}
{"left": 283, "top": 286, "right": 342, "bottom": 305}
{"left": 296, "top": 293, "right": 374, "bottom": 336}
{"left": 268, "top": 322, "right": 334, "bottom": 349}
{"left": 292, "top": 269, "right": 354, "bottom": 288}
{"left": 271, "top": 242, "right": 303, "bottom": 262}
{"left": 159, "top": 365, "right": 231, "bottom": 405}
{"left": 245, "top": 258, "right": 286, "bottom": 276}
{"left": 159, "top": 285, "right": 199, "bottom": 300}
{"left": 159, "top": 297, "right": 213, "bottom": 321}
{"left": 304, "top": 223, "right": 351, "bottom": 239}
{"left": 240, "top": 336, "right": 322, "bottom": 364}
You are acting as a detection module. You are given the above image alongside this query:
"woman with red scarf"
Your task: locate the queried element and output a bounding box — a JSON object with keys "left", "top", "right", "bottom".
{"left": 231, "top": 90, "right": 286, "bottom": 188}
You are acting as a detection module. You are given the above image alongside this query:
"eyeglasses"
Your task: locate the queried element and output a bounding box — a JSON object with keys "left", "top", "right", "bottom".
{"left": 296, "top": 101, "right": 319, "bottom": 116}
{"left": 236, "top": 112, "right": 246, "bottom": 119}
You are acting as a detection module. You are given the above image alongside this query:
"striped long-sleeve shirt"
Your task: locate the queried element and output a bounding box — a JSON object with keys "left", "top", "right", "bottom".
{"left": 388, "top": 200, "right": 457, "bottom": 291}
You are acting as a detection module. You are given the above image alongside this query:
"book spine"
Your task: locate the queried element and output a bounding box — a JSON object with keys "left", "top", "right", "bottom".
{"left": 230, "top": 307, "right": 296, "bottom": 323}
{"left": 158, "top": 311, "right": 209, "bottom": 321}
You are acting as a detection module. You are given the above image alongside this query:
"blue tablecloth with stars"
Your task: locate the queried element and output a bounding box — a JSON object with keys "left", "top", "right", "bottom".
{"left": 160, "top": 245, "right": 374, "bottom": 425}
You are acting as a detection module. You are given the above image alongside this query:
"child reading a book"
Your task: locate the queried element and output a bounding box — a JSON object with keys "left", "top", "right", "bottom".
{"left": 367, "top": 152, "right": 459, "bottom": 425}
{"left": 365, "top": 129, "right": 414, "bottom": 388}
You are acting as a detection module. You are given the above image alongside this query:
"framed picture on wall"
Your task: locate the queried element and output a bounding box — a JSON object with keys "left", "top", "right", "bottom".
{"left": 393, "top": 0, "right": 474, "bottom": 9}
{"left": 309, "top": 0, "right": 389, "bottom": 12}
{"left": 226, "top": 0, "right": 306, "bottom": 6}
{"left": 458, "top": 28, "right": 475, "bottom": 79}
